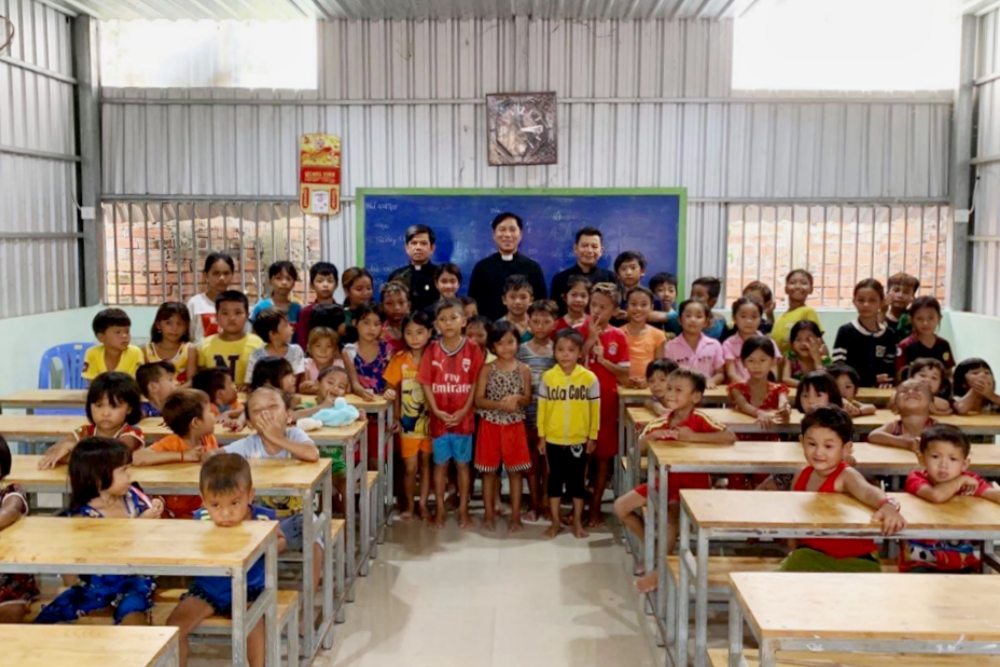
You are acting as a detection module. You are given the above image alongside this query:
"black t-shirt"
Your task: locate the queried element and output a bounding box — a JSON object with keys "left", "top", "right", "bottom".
{"left": 387, "top": 262, "right": 439, "bottom": 313}
{"left": 832, "top": 320, "right": 898, "bottom": 387}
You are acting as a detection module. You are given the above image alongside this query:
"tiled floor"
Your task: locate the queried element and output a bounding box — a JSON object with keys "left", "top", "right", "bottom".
{"left": 314, "top": 517, "right": 662, "bottom": 667}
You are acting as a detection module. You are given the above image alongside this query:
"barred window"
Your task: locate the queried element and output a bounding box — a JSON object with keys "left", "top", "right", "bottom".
{"left": 102, "top": 201, "right": 323, "bottom": 306}
{"left": 726, "top": 204, "right": 949, "bottom": 308}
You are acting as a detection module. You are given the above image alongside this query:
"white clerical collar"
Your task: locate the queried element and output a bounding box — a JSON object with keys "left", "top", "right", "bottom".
{"left": 500, "top": 252, "right": 516, "bottom": 261}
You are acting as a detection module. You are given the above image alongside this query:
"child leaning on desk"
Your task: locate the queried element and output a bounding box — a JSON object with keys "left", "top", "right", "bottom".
{"left": 779, "top": 405, "right": 906, "bottom": 573}
{"left": 900, "top": 424, "right": 1000, "bottom": 573}
{"left": 867, "top": 379, "right": 936, "bottom": 453}
{"left": 0, "top": 434, "right": 39, "bottom": 623}
{"left": 38, "top": 372, "right": 145, "bottom": 469}
{"left": 167, "top": 454, "right": 286, "bottom": 667}
{"left": 613, "top": 368, "right": 736, "bottom": 593}
{"left": 35, "top": 437, "right": 164, "bottom": 626}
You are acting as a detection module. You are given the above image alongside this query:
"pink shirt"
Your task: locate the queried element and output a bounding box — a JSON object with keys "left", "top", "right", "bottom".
{"left": 663, "top": 334, "right": 724, "bottom": 380}
{"left": 721, "top": 333, "right": 780, "bottom": 383}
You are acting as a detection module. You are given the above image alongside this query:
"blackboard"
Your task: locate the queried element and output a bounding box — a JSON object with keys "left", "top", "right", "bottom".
{"left": 356, "top": 188, "right": 687, "bottom": 296}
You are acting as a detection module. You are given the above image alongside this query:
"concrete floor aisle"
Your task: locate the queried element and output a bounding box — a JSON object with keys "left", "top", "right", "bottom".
{"left": 318, "top": 518, "right": 662, "bottom": 667}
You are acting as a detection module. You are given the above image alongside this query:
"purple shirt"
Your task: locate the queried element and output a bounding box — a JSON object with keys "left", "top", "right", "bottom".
{"left": 721, "top": 333, "right": 780, "bottom": 383}
{"left": 663, "top": 334, "right": 725, "bottom": 380}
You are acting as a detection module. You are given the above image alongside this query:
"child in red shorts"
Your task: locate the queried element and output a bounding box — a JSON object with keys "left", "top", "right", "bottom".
{"left": 580, "top": 282, "right": 630, "bottom": 527}
{"left": 613, "top": 368, "right": 735, "bottom": 592}
{"left": 474, "top": 322, "right": 533, "bottom": 533}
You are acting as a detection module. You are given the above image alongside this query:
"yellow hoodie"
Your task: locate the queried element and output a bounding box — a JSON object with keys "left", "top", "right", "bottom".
{"left": 537, "top": 363, "right": 600, "bottom": 445}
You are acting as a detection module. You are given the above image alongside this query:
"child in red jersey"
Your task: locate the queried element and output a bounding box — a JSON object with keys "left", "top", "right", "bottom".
{"left": 614, "top": 368, "right": 735, "bottom": 592}
{"left": 579, "top": 282, "right": 630, "bottom": 528}
{"left": 417, "top": 298, "right": 484, "bottom": 529}
{"left": 780, "top": 405, "right": 905, "bottom": 572}
{"left": 901, "top": 424, "right": 1000, "bottom": 572}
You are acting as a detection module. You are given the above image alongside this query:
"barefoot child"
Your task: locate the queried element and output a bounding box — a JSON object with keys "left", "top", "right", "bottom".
{"left": 580, "top": 282, "right": 630, "bottom": 527}
{"left": 0, "top": 434, "right": 39, "bottom": 622}
{"left": 537, "top": 329, "right": 600, "bottom": 539}
{"left": 518, "top": 300, "right": 559, "bottom": 521}
{"left": 474, "top": 321, "right": 533, "bottom": 532}
{"left": 867, "top": 379, "right": 936, "bottom": 453}
{"left": 623, "top": 286, "right": 666, "bottom": 387}
{"left": 35, "top": 437, "right": 164, "bottom": 625}
{"left": 900, "top": 424, "right": 1000, "bottom": 572}
{"left": 418, "top": 299, "right": 484, "bottom": 528}
{"left": 953, "top": 358, "right": 1000, "bottom": 414}
{"left": 167, "top": 454, "right": 287, "bottom": 667}
{"left": 780, "top": 405, "right": 905, "bottom": 572}
{"left": 383, "top": 311, "right": 433, "bottom": 521}
{"left": 616, "top": 368, "right": 735, "bottom": 592}
{"left": 781, "top": 320, "right": 829, "bottom": 387}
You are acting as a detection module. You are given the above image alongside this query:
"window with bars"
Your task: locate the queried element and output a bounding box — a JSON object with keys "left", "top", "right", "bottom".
{"left": 726, "top": 204, "right": 950, "bottom": 309}
{"left": 102, "top": 201, "right": 324, "bottom": 306}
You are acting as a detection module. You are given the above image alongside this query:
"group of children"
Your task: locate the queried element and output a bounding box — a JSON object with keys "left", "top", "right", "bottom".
{"left": 2, "top": 223, "right": 999, "bottom": 652}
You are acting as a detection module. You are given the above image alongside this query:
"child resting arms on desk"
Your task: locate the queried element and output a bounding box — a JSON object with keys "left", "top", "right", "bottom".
{"left": 900, "top": 424, "right": 1000, "bottom": 573}
{"left": 780, "top": 405, "right": 906, "bottom": 572}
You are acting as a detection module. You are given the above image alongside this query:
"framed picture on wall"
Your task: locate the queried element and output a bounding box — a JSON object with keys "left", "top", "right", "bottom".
{"left": 486, "top": 92, "right": 557, "bottom": 166}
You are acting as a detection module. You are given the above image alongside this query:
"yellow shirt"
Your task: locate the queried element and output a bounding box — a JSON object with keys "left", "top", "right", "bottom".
{"left": 197, "top": 334, "right": 264, "bottom": 385}
{"left": 537, "top": 364, "right": 601, "bottom": 445}
{"left": 771, "top": 306, "right": 822, "bottom": 355}
{"left": 82, "top": 344, "right": 145, "bottom": 380}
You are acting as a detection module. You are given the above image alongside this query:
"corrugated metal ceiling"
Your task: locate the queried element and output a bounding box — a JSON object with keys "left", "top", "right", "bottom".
{"left": 44, "top": 0, "right": 756, "bottom": 21}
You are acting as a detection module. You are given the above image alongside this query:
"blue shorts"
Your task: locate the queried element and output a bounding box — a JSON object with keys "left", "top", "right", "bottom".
{"left": 432, "top": 434, "right": 473, "bottom": 465}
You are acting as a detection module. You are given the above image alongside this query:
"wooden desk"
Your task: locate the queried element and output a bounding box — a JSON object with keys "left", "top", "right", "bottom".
{"left": 675, "top": 490, "right": 1000, "bottom": 667}
{"left": 6, "top": 456, "right": 336, "bottom": 663}
{"left": 0, "top": 625, "right": 180, "bottom": 667}
{"left": 709, "top": 648, "right": 1000, "bottom": 667}
{"left": 727, "top": 572, "right": 1000, "bottom": 667}
{"left": 618, "top": 385, "right": 895, "bottom": 408}
{"left": 0, "top": 517, "right": 279, "bottom": 667}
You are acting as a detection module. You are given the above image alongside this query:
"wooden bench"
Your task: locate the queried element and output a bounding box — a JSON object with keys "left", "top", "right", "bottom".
{"left": 666, "top": 555, "right": 898, "bottom": 592}
{"left": 0, "top": 625, "right": 180, "bottom": 667}
{"left": 708, "top": 648, "right": 1000, "bottom": 667}
{"left": 28, "top": 589, "right": 299, "bottom": 666}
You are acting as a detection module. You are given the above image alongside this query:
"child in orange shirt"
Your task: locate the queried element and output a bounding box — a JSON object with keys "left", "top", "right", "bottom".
{"left": 623, "top": 286, "right": 666, "bottom": 387}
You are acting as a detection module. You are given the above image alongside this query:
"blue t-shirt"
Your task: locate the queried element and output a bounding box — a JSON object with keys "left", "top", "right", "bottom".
{"left": 250, "top": 299, "right": 303, "bottom": 325}
{"left": 191, "top": 505, "right": 276, "bottom": 602}
{"left": 222, "top": 428, "right": 315, "bottom": 460}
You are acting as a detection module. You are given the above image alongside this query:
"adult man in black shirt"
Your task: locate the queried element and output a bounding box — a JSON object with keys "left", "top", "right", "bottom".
{"left": 468, "top": 212, "right": 547, "bottom": 321}
{"left": 549, "top": 226, "right": 617, "bottom": 315}
{"left": 387, "top": 224, "right": 439, "bottom": 313}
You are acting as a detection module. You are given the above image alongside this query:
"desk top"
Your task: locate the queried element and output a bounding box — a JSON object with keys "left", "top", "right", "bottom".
{"left": 628, "top": 407, "right": 1000, "bottom": 432}
{"left": 0, "top": 517, "right": 275, "bottom": 569}
{"left": 0, "top": 625, "right": 180, "bottom": 667}
{"left": 619, "top": 386, "right": 895, "bottom": 403}
{"left": 730, "top": 572, "right": 1000, "bottom": 642}
{"left": 646, "top": 441, "right": 1000, "bottom": 472}
{"left": 0, "top": 389, "right": 389, "bottom": 410}
{"left": 707, "top": 648, "right": 1000, "bottom": 667}
{"left": 7, "top": 456, "right": 331, "bottom": 492}
{"left": 0, "top": 415, "right": 365, "bottom": 445}
{"left": 680, "top": 489, "right": 1000, "bottom": 531}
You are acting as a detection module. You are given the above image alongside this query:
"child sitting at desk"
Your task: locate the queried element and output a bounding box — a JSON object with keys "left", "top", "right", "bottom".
{"left": 39, "top": 372, "right": 145, "bottom": 469}
{"left": 828, "top": 364, "right": 877, "bottom": 416}
{"left": 643, "top": 358, "right": 679, "bottom": 417}
{"left": 0, "top": 434, "right": 38, "bottom": 623}
{"left": 136, "top": 361, "right": 178, "bottom": 418}
{"left": 35, "top": 437, "right": 164, "bottom": 625}
{"left": 167, "top": 453, "right": 286, "bottom": 667}
{"left": 192, "top": 368, "right": 241, "bottom": 425}
{"left": 906, "top": 357, "right": 953, "bottom": 414}
{"left": 223, "top": 386, "right": 321, "bottom": 590}
{"left": 245, "top": 308, "right": 305, "bottom": 386}
{"left": 867, "top": 379, "right": 936, "bottom": 453}
{"left": 953, "top": 358, "right": 1000, "bottom": 415}
{"left": 900, "top": 424, "right": 1000, "bottom": 573}
{"left": 614, "top": 368, "right": 736, "bottom": 592}
{"left": 134, "top": 389, "right": 219, "bottom": 518}
{"left": 727, "top": 336, "right": 790, "bottom": 430}
{"left": 780, "top": 405, "right": 905, "bottom": 572}
{"left": 81, "top": 308, "right": 145, "bottom": 383}
{"left": 197, "top": 291, "right": 264, "bottom": 391}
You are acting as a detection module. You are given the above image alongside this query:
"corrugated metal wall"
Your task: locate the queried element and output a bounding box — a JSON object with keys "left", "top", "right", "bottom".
{"left": 0, "top": 0, "right": 80, "bottom": 318}
{"left": 100, "top": 18, "right": 952, "bottom": 284}
{"left": 973, "top": 9, "right": 1000, "bottom": 316}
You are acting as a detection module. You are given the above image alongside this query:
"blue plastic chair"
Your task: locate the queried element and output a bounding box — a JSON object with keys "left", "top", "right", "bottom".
{"left": 38, "top": 342, "right": 94, "bottom": 390}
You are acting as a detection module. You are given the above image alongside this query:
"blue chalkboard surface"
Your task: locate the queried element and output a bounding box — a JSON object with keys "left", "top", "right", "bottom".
{"left": 357, "top": 188, "right": 687, "bottom": 296}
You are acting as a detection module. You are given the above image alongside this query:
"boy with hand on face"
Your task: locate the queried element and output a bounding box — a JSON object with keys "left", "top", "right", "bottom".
{"left": 388, "top": 224, "right": 440, "bottom": 313}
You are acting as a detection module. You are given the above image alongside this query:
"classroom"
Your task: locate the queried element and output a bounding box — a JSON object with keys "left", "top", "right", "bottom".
{"left": 0, "top": 1, "right": 998, "bottom": 666}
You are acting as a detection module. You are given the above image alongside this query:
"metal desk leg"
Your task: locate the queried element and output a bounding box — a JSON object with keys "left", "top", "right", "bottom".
{"left": 384, "top": 404, "right": 394, "bottom": 528}
{"left": 231, "top": 565, "right": 248, "bottom": 667}
{"left": 321, "top": 471, "right": 334, "bottom": 643}
{"left": 287, "top": 598, "right": 300, "bottom": 667}
{"left": 643, "top": 462, "right": 656, "bottom": 612}
{"left": 264, "top": 538, "right": 279, "bottom": 667}
{"left": 300, "top": 488, "right": 316, "bottom": 660}
{"left": 694, "top": 527, "right": 710, "bottom": 667}
{"left": 376, "top": 408, "right": 386, "bottom": 538}
{"left": 728, "top": 596, "right": 744, "bottom": 667}
{"left": 617, "top": 397, "right": 626, "bottom": 496}
{"left": 676, "top": 508, "right": 692, "bottom": 667}
{"left": 759, "top": 640, "right": 777, "bottom": 667}
{"left": 344, "top": 436, "right": 357, "bottom": 595}
{"left": 360, "top": 429, "right": 371, "bottom": 577}
{"left": 656, "top": 468, "right": 670, "bottom": 634}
